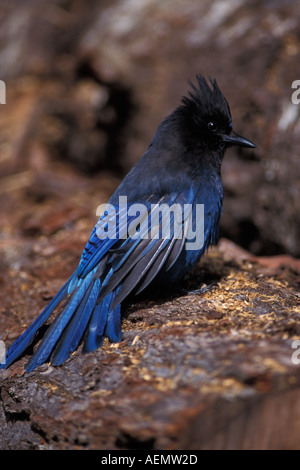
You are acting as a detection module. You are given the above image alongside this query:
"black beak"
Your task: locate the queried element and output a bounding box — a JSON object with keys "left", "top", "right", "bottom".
{"left": 222, "top": 131, "right": 256, "bottom": 149}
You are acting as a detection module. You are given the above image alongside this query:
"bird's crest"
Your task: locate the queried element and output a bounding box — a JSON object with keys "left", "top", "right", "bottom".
{"left": 181, "top": 74, "right": 232, "bottom": 128}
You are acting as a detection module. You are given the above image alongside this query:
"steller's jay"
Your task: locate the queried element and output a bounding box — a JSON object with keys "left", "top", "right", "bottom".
{"left": 1, "top": 74, "right": 256, "bottom": 371}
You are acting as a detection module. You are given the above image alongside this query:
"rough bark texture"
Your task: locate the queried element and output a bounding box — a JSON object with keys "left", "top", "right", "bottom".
{"left": 0, "top": 0, "right": 300, "bottom": 450}
{"left": 1, "top": 237, "right": 300, "bottom": 450}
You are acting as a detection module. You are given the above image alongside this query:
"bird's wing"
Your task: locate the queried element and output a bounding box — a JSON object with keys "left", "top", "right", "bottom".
{"left": 95, "top": 187, "right": 195, "bottom": 306}
{"left": 77, "top": 201, "right": 132, "bottom": 278}
{"left": 41, "top": 188, "right": 195, "bottom": 367}
{"left": 2, "top": 188, "right": 195, "bottom": 371}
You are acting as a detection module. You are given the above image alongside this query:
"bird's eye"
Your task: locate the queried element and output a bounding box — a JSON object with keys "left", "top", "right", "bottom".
{"left": 208, "top": 121, "right": 217, "bottom": 132}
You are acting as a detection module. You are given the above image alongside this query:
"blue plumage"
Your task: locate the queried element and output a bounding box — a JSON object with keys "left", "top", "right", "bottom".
{"left": 1, "top": 74, "right": 255, "bottom": 371}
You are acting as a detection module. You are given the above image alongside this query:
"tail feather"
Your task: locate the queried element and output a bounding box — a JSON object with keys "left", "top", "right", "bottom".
{"left": 82, "top": 288, "right": 122, "bottom": 353}
{"left": 50, "top": 278, "right": 101, "bottom": 366}
{"left": 1, "top": 273, "right": 77, "bottom": 370}
{"left": 25, "top": 271, "right": 95, "bottom": 371}
{"left": 104, "top": 305, "right": 121, "bottom": 343}
{"left": 2, "top": 267, "right": 124, "bottom": 372}
{"left": 82, "top": 297, "right": 110, "bottom": 353}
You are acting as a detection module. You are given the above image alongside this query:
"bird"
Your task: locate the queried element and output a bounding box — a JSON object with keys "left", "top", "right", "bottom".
{"left": 1, "top": 74, "right": 256, "bottom": 372}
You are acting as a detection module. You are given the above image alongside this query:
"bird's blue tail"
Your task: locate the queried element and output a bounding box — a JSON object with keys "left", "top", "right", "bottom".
{"left": 1, "top": 270, "right": 122, "bottom": 372}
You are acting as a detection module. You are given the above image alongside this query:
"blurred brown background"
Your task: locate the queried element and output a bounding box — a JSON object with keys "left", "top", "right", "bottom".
{"left": 1, "top": 0, "right": 300, "bottom": 261}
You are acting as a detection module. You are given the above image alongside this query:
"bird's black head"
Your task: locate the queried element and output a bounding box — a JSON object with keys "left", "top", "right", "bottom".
{"left": 178, "top": 74, "right": 256, "bottom": 153}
